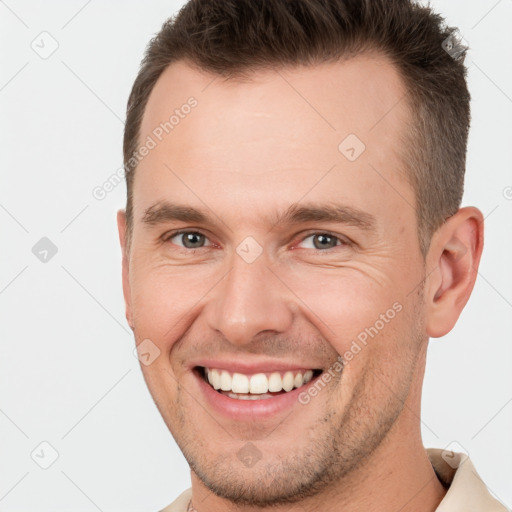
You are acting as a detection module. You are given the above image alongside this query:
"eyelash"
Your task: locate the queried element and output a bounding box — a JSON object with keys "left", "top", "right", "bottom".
{"left": 162, "top": 229, "right": 351, "bottom": 253}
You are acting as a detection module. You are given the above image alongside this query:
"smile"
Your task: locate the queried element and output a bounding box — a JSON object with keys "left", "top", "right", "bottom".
{"left": 197, "top": 366, "right": 323, "bottom": 400}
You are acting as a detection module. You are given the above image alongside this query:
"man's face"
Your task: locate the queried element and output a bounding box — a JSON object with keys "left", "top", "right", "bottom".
{"left": 119, "top": 55, "right": 429, "bottom": 505}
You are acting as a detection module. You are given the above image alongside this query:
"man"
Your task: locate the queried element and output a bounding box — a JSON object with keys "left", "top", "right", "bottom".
{"left": 117, "top": 1, "right": 507, "bottom": 511}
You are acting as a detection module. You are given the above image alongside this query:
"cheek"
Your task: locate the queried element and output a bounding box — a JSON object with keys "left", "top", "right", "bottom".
{"left": 130, "top": 262, "right": 214, "bottom": 345}
{"left": 283, "top": 266, "right": 403, "bottom": 346}
{"left": 282, "top": 264, "right": 422, "bottom": 396}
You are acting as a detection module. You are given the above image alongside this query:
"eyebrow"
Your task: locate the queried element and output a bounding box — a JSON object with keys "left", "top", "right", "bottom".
{"left": 142, "top": 200, "right": 377, "bottom": 232}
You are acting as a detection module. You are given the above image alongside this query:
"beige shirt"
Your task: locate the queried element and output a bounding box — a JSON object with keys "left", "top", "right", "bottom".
{"left": 160, "top": 448, "right": 508, "bottom": 512}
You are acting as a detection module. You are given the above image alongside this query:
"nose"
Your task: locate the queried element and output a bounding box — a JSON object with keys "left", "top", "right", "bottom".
{"left": 204, "top": 251, "right": 294, "bottom": 346}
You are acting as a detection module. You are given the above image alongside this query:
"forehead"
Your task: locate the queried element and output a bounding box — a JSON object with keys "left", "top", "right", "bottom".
{"left": 140, "top": 53, "right": 410, "bottom": 151}
{"left": 134, "top": 54, "right": 414, "bottom": 230}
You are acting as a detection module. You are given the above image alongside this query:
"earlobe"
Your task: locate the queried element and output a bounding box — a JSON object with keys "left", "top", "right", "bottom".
{"left": 425, "top": 207, "right": 484, "bottom": 338}
{"left": 117, "top": 209, "right": 134, "bottom": 331}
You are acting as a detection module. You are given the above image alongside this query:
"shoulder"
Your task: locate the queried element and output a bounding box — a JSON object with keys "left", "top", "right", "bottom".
{"left": 427, "top": 448, "right": 508, "bottom": 512}
{"left": 159, "top": 488, "right": 192, "bottom": 512}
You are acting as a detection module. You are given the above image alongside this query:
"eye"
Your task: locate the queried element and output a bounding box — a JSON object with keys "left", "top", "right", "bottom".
{"left": 297, "top": 232, "right": 348, "bottom": 251}
{"left": 162, "top": 230, "right": 350, "bottom": 253}
{"left": 165, "top": 230, "right": 213, "bottom": 250}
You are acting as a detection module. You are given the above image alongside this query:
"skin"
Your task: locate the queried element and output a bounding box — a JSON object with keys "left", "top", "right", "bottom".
{"left": 117, "top": 54, "right": 484, "bottom": 512}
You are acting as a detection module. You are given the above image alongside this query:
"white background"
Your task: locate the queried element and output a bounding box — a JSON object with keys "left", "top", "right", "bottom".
{"left": 0, "top": 1, "right": 511, "bottom": 510}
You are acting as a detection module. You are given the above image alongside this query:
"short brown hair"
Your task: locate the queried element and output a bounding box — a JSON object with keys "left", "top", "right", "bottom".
{"left": 123, "top": 0, "right": 470, "bottom": 257}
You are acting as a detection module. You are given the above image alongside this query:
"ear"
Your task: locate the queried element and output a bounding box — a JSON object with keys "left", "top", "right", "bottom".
{"left": 425, "top": 207, "right": 484, "bottom": 338}
{"left": 117, "top": 209, "right": 134, "bottom": 331}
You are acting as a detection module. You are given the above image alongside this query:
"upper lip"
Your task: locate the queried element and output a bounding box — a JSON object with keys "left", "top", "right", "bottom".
{"left": 191, "top": 359, "right": 322, "bottom": 374}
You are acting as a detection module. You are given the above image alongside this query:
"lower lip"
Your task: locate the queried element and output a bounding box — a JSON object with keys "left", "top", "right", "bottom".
{"left": 193, "top": 368, "right": 322, "bottom": 421}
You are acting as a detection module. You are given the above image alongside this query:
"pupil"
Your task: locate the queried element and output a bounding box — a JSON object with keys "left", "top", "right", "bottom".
{"left": 183, "top": 232, "right": 204, "bottom": 248}
{"left": 314, "top": 234, "right": 335, "bottom": 249}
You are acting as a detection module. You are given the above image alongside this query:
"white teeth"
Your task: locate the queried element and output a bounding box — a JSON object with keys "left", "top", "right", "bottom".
{"left": 226, "top": 392, "right": 273, "bottom": 400}
{"left": 211, "top": 369, "right": 221, "bottom": 390}
{"left": 249, "top": 373, "right": 268, "bottom": 394}
{"left": 282, "top": 371, "right": 295, "bottom": 392}
{"left": 204, "top": 367, "right": 317, "bottom": 395}
{"left": 231, "top": 373, "right": 249, "bottom": 393}
{"left": 220, "top": 370, "right": 231, "bottom": 391}
{"left": 303, "top": 369, "right": 313, "bottom": 383}
{"left": 268, "top": 372, "right": 282, "bottom": 392}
